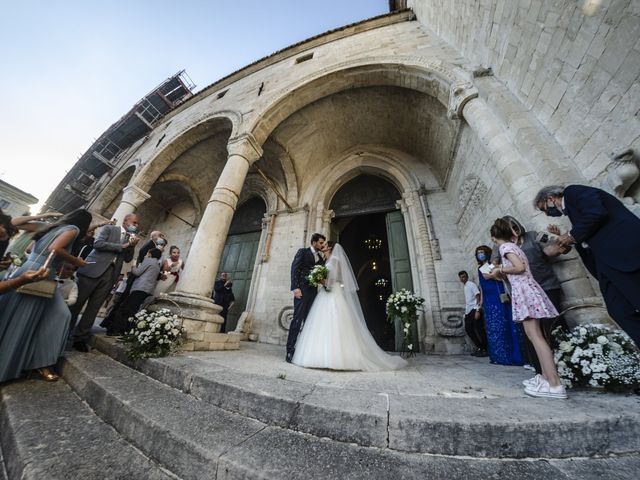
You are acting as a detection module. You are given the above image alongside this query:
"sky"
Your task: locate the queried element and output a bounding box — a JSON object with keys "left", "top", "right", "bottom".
{"left": 0, "top": 0, "right": 389, "bottom": 212}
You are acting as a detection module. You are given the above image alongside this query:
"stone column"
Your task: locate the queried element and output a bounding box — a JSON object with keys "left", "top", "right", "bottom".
{"left": 154, "top": 134, "right": 263, "bottom": 351}
{"left": 111, "top": 185, "right": 150, "bottom": 223}
{"left": 461, "top": 96, "right": 608, "bottom": 326}
{"left": 461, "top": 97, "right": 542, "bottom": 221}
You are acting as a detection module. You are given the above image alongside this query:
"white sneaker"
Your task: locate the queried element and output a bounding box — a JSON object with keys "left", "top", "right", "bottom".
{"left": 522, "top": 374, "right": 542, "bottom": 388}
{"left": 524, "top": 379, "right": 567, "bottom": 399}
{"left": 523, "top": 364, "right": 535, "bottom": 371}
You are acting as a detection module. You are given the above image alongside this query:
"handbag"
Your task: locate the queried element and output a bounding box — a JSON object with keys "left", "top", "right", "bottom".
{"left": 16, "top": 277, "right": 58, "bottom": 298}
{"left": 499, "top": 280, "right": 511, "bottom": 304}
{"left": 14, "top": 235, "right": 58, "bottom": 299}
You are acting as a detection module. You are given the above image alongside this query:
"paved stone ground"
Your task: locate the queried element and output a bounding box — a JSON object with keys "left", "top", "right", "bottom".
{"left": 167, "top": 341, "right": 624, "bottom": 401}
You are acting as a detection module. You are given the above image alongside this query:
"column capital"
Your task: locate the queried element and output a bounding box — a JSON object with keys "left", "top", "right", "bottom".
{"left": 227, "top": 134, "right": 263, "bottom": 164}
{"left": 447, "top": 81, "right": 478, "bottom": 119}
{"left": 121, "top": 185, "right": 151, "bottom": 207}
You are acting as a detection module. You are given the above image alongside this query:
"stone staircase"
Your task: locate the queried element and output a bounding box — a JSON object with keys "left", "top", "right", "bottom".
{"left": 1, "top": 337, "right": 640, "bottom": 479}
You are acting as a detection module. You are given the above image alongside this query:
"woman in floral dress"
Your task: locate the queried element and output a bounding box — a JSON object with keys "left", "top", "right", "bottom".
{"left": 488, "top": 218, "right": 566, "bottom": 399}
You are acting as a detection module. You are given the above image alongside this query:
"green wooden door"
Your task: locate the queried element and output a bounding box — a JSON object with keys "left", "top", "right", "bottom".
{"left": 217, "top": 231, "right": 261, "bottom": 331}
{"left": 385, "top": 210, "right": 418, "bottom": 352}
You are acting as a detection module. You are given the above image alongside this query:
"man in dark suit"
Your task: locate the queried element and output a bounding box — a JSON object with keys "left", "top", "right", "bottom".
{"left": 70, "top": 213, "right": 141, "bottom": 351}
{"left": 286, "top": 233, "right": 326, "bottom": 362}
{"left": 136, "top": 230, "right": 166, "bottom": 265}
{"left": 535, "top": 184, "right": 640, "bottom": 345}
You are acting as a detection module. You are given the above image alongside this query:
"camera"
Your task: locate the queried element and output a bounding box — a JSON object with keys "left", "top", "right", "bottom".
{"left": 536, "top": 231, "right": 557, "bottom": 244}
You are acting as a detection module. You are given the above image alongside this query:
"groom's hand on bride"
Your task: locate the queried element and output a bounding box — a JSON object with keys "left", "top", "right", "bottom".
{"left": 293, "top": 288, "right": 302, "bottom": 298}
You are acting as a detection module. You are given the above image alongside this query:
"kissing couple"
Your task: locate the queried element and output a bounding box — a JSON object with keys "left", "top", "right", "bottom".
{"left": 286, "top": 233, "right": 406, "bottom": 371}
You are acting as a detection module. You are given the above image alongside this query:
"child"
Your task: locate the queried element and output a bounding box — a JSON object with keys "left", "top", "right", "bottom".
{"left": 103, "top": 248, "right": 162, "bottom": 336}
{"left": 488, "top": 218, "right": 567, "bottom": 399}
{"left": 56, "top": 263, "right": 78, "bottom": 306}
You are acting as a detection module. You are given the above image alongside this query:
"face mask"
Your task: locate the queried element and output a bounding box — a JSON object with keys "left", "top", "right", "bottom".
{"left": 126, "top": 225, "right": 138, "bottom": 234}
{"left": 476, "top": 252, "right": 486, "bottom": 262}
{"left": 545, "top": 205, "right": 563, "bottom": 217}
{"left": 156, "top": 240, "right": 166, "bottom": 246}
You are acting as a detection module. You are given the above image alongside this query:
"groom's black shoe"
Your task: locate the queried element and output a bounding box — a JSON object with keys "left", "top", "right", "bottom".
{"left": 285, "top": 351, "right": 293, "bottom": 363}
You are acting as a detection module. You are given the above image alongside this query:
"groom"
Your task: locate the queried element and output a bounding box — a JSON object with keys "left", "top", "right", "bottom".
{"left": 286, "top": 233, "right": 326, "bottom": 362}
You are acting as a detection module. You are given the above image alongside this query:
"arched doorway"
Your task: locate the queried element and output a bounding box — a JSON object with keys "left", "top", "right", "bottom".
{"left": 329, "top": 174, "right": 415, "bottom": 352}
{"left": 216, "top": 197, "right": 266, "bottom": 331}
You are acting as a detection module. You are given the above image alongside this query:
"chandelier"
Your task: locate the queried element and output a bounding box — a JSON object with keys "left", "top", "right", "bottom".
{"left": 374, "top": 277, "right": 389, "bottom": 288}
{"left": 364, "top": 234, "right": 382, "bottom": 252}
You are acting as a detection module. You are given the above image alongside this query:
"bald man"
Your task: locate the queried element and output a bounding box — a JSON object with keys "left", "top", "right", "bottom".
{"left": 137, "top": 230, "right": 166, "bottom": 265}
{"left": 70, "top": 213, "right": 141, "bottom": 351}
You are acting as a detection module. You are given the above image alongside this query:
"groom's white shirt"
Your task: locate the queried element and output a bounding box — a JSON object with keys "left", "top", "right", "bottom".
{"left": 310, "top": 246, "right": 319, "bottom": 263}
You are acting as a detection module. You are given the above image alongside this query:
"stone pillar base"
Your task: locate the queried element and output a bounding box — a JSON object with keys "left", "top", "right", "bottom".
{"left": 151, "top": 291, "right": 240, "bottom": 351}
{"left": 562, "top": 297, "right": 614, "bottom": 327}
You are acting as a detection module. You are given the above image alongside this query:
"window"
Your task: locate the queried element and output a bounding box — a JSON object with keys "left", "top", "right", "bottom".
{"left": 295, "top": 52, "right": 314, "bottom": 64}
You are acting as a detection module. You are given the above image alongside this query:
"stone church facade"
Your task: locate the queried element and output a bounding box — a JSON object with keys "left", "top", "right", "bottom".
{"left": 50, "top": 1, "right": 640, "bottom": 353}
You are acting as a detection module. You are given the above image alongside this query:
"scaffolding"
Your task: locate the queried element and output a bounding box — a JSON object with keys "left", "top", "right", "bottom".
{"left": 44, "top": 70, "right": 196, "bottom": 213}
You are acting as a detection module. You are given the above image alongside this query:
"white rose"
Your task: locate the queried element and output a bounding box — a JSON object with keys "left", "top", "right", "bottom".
{"left": 401, "top": 306, "right": 407, "bottom": 313}
{"left": 407, "top": 344, "right": 413, "bottom": 350}
{"left": 559, "top": 341, "right": 574, "bottom": 353}
{"left": 596, "top": 336, "right": 609, "bottom": 345}
{"left": 137, "top": 321, "right": 147, "bottom": 329}
{"left": 579, "top": 327, "right": 587, "bottom": 336}
{"left": 404, "top": 322, "right": 411, "bottom": 328}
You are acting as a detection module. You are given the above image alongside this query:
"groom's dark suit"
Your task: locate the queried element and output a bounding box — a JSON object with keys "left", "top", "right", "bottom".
{"left": 563, "top": 184, "right": 640, "bottom": 345}
{"left": 287, "top": 247, "right": 324, "bottom": 361}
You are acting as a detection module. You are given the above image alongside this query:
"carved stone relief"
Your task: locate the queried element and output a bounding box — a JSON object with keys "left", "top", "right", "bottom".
{"left": 457, "top": 175, "right": 488, "bottom": 229}
{"left": 603, "top": 148, "right": 640, "bottom": 217}
{"left": 278, "top": 306, "right": 294, "bottom": 331}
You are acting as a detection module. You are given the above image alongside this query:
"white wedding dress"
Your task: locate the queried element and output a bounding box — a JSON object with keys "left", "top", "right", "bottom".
{"left": 292, "top": 244, "right": 407, "bottom": 372}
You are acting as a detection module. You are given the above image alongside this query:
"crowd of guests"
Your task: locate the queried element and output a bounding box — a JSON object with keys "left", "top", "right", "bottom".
{"left": 2, "top": 182, "right": 637, "bottom": 394}
{"left": 0, "top": 209, "right": 187, "bottom": 383}
{"left": 459, "top": 183, "right": 640, "bottom": 400}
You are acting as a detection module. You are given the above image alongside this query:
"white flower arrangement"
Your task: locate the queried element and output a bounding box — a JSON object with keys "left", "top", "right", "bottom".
{"left": 386, "top": 289, "right": 425, "bottom": 358}
{"left": 307, "top": 265, "right": 329, "bottom": 288}
{"left": 122, "top": 308, "right": 186, "bottom": 360}
{"left": 553, "top": 323, "right": 640, "bottom": 392}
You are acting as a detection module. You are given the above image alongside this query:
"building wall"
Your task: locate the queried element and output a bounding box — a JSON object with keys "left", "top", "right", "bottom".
{"left": 409, "top": 0, "right": 640, "bottom": 196}
{"left": 0, "top": 182, "right": 38, "bottom": 218}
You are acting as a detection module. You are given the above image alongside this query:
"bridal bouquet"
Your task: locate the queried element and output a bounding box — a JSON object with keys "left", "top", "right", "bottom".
{"left": 307, "top": 265, "right": 329, "bottom": 288}
{"left": 386, "top": 289, "right": 425, "bottom": 357}
{"left": 553, "top": 324, "right": 640, "bottom": 392}
{"left": 121, "top": 308, "right": 186, "bottom": 360}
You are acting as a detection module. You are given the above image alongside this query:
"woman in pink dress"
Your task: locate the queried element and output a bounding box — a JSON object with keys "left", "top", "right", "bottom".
{"left": 488, "top": 218, "right": 567, "bottom": 399}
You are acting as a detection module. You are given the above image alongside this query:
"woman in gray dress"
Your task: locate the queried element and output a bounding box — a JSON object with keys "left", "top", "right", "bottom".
{"left": 0, "top": 209, "right": 91, "bottom": 383}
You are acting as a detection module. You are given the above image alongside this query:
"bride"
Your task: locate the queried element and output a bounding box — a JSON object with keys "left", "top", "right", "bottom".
{"left": 292, "top": 241, "right": 407, "bottom": 371}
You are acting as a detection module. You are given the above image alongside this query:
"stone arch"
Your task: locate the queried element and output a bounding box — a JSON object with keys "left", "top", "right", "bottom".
{"left": 261, "top": 138, "right": 299, "bottom": 206}
{"left": 154, "top": 172, "right": 204, "bottom": 224}
{"left": 240, "top": 174, "right": 278, "bottom": 213}
{"left": 305, "top": 146, "right": 427, "bottom": 209}
{"left": 249, "top": 56, "right": 476, "bottom": 144}
{"left": 90, "top": 164, "right": 137, "bottom": 217}
{"left": 132, "top": 112, "right": 238, "bottom": 192}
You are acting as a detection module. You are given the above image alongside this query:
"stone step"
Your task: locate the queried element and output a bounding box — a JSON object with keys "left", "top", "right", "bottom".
{"left": 0, "top": 443, "right": 8, "bottom": 480}
{"left": 59, "top": 350, "right": 640, "bottom": 480}
{"left": 0, "top": 379, "right": 176, "bottom": 480}
{"left": 94, "top": 336, "right": 640, "bottom": 459}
